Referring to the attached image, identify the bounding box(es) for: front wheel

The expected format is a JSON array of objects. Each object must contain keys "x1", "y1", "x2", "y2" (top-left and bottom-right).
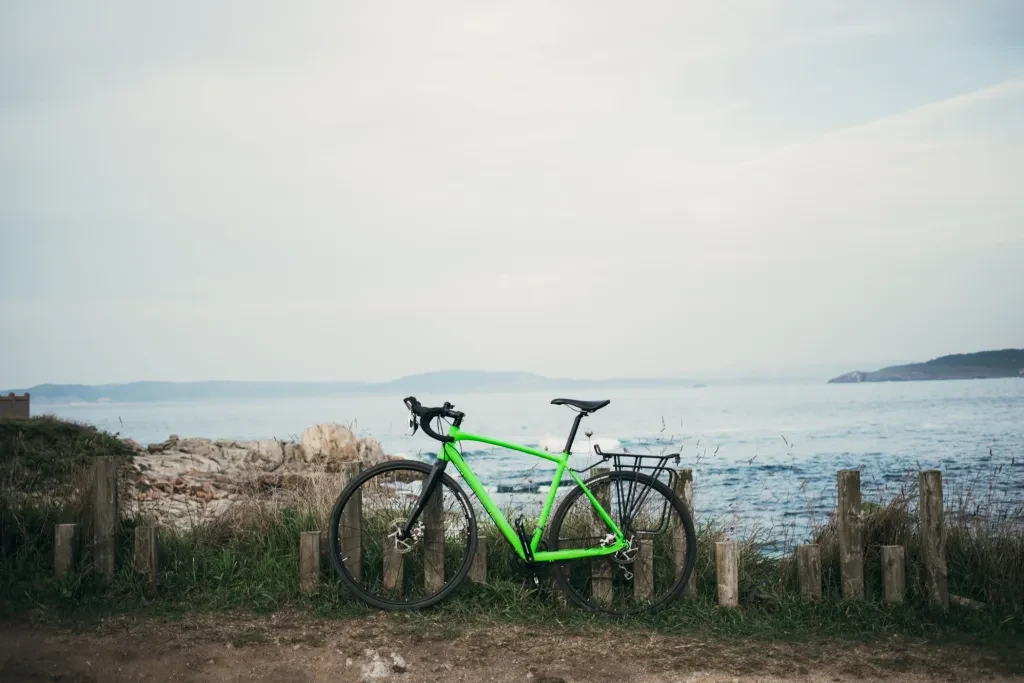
[
  {"x1": 328, "y1": 459, "x2": 477, "y2": 610},
  {"x1": 547, "y1": 470, "x2": 696, "y2": 616}
]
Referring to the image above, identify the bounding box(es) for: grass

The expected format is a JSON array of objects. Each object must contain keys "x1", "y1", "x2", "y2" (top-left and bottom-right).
[{"x1": 1, "y1": 416, "x2": 1022, "y2": 647}]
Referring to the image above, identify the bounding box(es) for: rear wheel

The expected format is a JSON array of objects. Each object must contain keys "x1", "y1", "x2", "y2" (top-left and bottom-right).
[
  {"x1": 328, "y1": 460, "x2": 477, "y2": 610},
  {"x1": 547, "y1": 470, "x2": 696, "y2": 616}
]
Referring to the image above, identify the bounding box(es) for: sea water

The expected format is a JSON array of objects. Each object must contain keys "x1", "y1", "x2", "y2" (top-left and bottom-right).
[{"x1": 40, "y1": 378, "x2": 1023, "y2": 544}]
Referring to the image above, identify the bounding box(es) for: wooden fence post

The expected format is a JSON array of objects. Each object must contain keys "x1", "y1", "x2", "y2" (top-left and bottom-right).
[
  {"x1": 795, "y1": 544, "x2": 822, "y2": 601},
  {"x1": 423, "y1": 485, "x2": 445, "y2": 592},
  {"x1": 470, "y1": 534, "x2": 487, "y2": 583},
  {"x1": 339, "y1": 462, "x2": 363, "y2": 581},
  {"x1": 881, "y1": 545, "x2": 905, "y2": 604},
  {"x1": 591, "y1": 467, "x2": 613, "y2": 605},
  {"x1": 382, "y1": 544, "x2": 404, "y2": 593},
  {"x1": 634, "y1": 538, "x2": 654, "y2": 600},
  {"x1": 54, "y1": 523, "x2": 79, "y2": 579},
  {"x1": 837, "y1": 470, "x2": 864, "y2": 600},
  {"x1": 919, "y1": 471, "x2": 948, "y2": 610},
  {"x1": 133, "y1": 526, "x2": 158, "y2": 581},
  {"x1": 674, "y1": 468, "x2": 697, "y2": 597},
  {"x1": 715, "y1": 541, "x2": 738, "y2": 607},
  {"x1": 299, "y1": 531, "x2": 320, "y2": 593},
  {"x1": 94, "y1": 456, "x2": 118, "y2": 578}
]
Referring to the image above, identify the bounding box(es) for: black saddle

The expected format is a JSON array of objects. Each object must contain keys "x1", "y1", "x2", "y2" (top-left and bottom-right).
[{"x1": 551, "y1": 398, "x2": 610, "y2": 413}]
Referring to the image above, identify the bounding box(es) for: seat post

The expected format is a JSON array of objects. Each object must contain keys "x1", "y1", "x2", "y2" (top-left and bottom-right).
[{"x1": 563, "y1": 411, "x2": 588, "y2": 454}]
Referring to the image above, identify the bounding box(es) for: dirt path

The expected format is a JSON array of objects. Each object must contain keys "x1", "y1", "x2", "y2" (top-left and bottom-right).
[{"x1": 0, "y1": 612, "x2": 1020, "y2": 683}]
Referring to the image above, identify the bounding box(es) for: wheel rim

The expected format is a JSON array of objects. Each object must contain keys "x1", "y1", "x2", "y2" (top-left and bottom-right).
[
  {"x1": 330, "y1": 462, "x2": 475, "y2": 608},
  {"x1": 550, "y1": 473, "x2": 694, "y2": 616}
]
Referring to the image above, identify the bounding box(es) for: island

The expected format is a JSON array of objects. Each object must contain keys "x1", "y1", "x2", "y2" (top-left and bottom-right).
[{"x1": 828, "y1": 349, "x2": 1024, "y2": 384}]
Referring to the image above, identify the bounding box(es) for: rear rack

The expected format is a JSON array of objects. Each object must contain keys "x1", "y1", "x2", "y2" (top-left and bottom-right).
[
  {"x1": 577, "y1": 445, "x2": 683, "y2": 536},
  {"x1": 580, "y1": 444, "x2": 681, "y2": 489}
]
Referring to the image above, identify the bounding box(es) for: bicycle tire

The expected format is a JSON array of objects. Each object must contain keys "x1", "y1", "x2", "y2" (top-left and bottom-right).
[
  {"x1": 328, "y1": 459, "x2": 477, "y2": 610},
  {"x1": 547, "y1": 470, "x2": 697, "y2": 617}
]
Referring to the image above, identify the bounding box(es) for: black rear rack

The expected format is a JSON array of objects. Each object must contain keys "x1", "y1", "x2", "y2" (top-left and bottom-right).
[
  {"x1": 583, "y1": 444, "x2": 681, "y2": 489},
  {"x1": 577, "y1": 445, "x2": 683, "y2": 536}
]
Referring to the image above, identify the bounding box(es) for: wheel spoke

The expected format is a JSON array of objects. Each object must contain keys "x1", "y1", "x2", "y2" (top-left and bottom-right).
[
  {"x1": 550, "y1": 472, "x2": 696, "y2": 616},
  {"x1": 329, "y1": 462, "x2": 476, "y2": 609}
]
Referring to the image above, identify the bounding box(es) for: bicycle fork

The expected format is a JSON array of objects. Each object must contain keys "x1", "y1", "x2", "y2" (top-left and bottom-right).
[{"x1": 398, "y1": 458, "x2": 448, "y2": 541}]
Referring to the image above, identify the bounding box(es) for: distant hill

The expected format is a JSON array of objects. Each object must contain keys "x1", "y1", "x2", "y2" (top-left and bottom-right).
[
  {"x1": 6, "y1": 371, "x2": 699, "y2": 404},
  {"x1": 828, "y1": 349, "x2": 1024, "y2": 384}
]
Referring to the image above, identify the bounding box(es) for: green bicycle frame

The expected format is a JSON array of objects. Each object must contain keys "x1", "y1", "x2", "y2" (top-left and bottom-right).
[{"x1": 438, "y1": 424, "x2": 627, "y2": 563}]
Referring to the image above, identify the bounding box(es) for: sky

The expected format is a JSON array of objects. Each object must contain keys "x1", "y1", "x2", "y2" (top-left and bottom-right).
[{"x1": 1, "y1": 1, "x2": 1022, "y2": 386}]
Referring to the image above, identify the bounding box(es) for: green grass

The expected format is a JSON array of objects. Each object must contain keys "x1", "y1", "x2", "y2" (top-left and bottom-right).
[{"x1": 2, "y1": 416, "x2": 1022, "y2": 645}]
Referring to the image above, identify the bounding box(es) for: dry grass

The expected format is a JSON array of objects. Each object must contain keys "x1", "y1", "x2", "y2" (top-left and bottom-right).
[{"x1": 2, "y1": 417, "x2": 1022, "y2": 642}]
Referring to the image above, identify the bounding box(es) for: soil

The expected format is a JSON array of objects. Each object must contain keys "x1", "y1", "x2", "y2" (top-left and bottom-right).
[{"x1": 0, "y1": 611, "x2": 1020, "y2": 683}]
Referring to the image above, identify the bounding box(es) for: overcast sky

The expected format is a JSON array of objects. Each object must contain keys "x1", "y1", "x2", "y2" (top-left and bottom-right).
[{"x1": 1, "y1": 1, "x2": 1022, "y2": 386}]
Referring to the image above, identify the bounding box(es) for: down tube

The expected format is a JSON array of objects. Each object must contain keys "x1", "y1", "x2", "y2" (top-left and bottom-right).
[{"x1": 442, "y1": 443, "x2": 528, "y2": 560}]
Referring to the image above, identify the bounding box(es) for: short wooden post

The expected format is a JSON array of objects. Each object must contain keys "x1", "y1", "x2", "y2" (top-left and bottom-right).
[
  {"x1": 382, "y1": 543, "x2": 404, "y2": 593},
  {"x1": 715, "y1": 541, "x2": 738, "y2": 607},
  {"x1": 591, "y1": 467, "x2": 613, "y2": 605},
  {"x1": 881, "y1": 545, "x2": 905, "y2": 604},
  {"x1": 919, "y1": 471, "x2": 948, "y2": 610},
  {"x1": 795, "y1": 544, "x2": 822, "y2": 601},
  {"x1": 423, "y1": 485, "x2": 445, "y2": 592},
  {"x1": 634, "y1": 538, "x2": 654, "y2": 600},
  {"x1": 674, "y1": 468, "x2": 697, "y2": 597},
  {"x1": 299, "y1": 531, "x2": 320, "y2": 592},
  {"x1": 94, "y1": 456, "x2": 118, "y2": 578},
  {"x1": 133, "y1": 526, "x2": 158, "y2": 581},
  {"x1": 54, "y1": 523, "x2": 79, "y2": 579},
  {"x1": 837, "y1": 470, "x2": 864, "y2": 600},
  {"x1": 470, "y1": 534, "x2": 487, "y2": 583},
  {"x1": 339, "y1": 462, "x2": 363, "y2": 581}
]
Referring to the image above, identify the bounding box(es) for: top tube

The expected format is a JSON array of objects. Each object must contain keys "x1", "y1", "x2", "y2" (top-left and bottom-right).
[{"x1": 448, "y1": 426, "x2": 566, "y2": 465}]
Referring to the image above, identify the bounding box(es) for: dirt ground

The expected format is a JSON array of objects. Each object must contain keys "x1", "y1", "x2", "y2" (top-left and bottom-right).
[{"x1": 0, "y1": 611, "x2": 1021, "y2": 683}]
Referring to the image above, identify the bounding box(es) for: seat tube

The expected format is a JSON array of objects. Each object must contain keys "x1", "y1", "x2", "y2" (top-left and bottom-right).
[{"x1": 530, "y1": 457, "x2": 567, "y2": 553}]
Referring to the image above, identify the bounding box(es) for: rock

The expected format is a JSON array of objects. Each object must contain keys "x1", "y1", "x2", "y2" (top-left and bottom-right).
[
  {"x1": 120, "y1": 437, "x2": 144, "y2": 452},
  {"x1": 357, "y1": 438, "x2": 385, "y2": 462},
  {"x1": 301, "y1": 424, "x2": 358, "y2": 463},
  {"x1": 127, "y1": 423, "x2": 392, "y2": 528}
]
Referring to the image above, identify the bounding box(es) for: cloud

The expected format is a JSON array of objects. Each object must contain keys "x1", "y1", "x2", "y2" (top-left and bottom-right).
[{"x1": 1, "y1": 1, "x2": 1022, "y2": 385}]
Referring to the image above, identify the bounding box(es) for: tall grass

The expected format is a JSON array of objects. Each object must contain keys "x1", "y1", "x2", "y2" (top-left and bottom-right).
[{"x1": 1, "y1": 417, "x2": 1022, "y2": 640}]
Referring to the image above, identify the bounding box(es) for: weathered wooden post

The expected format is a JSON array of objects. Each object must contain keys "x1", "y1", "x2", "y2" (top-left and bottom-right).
[
  {"x1": 94, "y1": 456, "x2": 118, "y2": 578},
  {"x1": 795, "y1": 544, "x2": 822, "y2": 601},
  {"x1": 423, "y1": 485, "x2": 445, "y2": 592},
  {"x1": 634, "y1": 538, "x2": 654, "y2": 600},
  {"x1": 837, "y1": 470, "x2": 864, "y2": 600},
  {"x1": 715, "y1": 541, "x2": 738, "y2": 607},
  {"x1": 591, "y1": 467, "x2": 613, "y2": 605},
  {"x1": 674, "y1": 468, "x2": 697, "y2": 597},
  {"x1": 133, "y1": 526, "x2": 158, "y2": 582},
  {"x1": 881, "y1": 545, "x2": 905, "y2": 604},
  {"x1": 470, "y1": 534, "x2": 487, "y2": 583},
  {"x1": 382, "y1": 544, "x2": 404, "y2": 593},
  {"x1": 339, "y1": 462, "x2": 363, "y2": 581},
  {"x1": 54, "y1": 523, "x2": 79, "y2": 579},
  {"x1": 919, "y1": 470, "x2": 948, "y2": 610},
  {"x1": 299, "y1": 531, "x2": 320, "y2": 592}
]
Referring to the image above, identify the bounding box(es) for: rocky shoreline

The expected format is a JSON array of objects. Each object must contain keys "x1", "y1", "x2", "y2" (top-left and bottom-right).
[{"x1": 124, "y1": 424, "x2": 391, "y2": 527}]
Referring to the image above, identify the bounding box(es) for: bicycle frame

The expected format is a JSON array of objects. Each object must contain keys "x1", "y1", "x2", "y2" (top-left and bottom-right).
[{"x1": 438, "y1": 424, "x2": 627, "y2": 563}]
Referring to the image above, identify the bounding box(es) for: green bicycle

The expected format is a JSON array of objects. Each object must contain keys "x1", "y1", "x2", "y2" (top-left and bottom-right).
[{"x1": 328, "y1": 396, "x2": 697, "y2": 616}]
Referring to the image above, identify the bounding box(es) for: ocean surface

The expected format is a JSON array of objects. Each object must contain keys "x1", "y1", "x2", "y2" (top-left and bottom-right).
[{"x1": 39, "y1": 379, "x2": 1023, "y2": 545}]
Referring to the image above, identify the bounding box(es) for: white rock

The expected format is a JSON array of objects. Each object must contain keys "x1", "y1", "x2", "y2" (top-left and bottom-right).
[{"x1": 300, "y1": 424, "x2": 358, "y2": 463}]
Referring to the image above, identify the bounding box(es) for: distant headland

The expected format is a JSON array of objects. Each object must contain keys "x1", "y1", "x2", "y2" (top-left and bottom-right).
[
  {"x1": 828, "y1": 349, "x2": 1024, "y2": 384},
  {"x1": 3, "y1": 370, "x2": 703, "y2": 404}
]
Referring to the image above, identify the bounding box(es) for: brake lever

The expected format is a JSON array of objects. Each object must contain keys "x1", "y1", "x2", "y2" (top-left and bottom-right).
[{"x1": 407, "y1": 410, "x2": 419, "y2": 436}]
